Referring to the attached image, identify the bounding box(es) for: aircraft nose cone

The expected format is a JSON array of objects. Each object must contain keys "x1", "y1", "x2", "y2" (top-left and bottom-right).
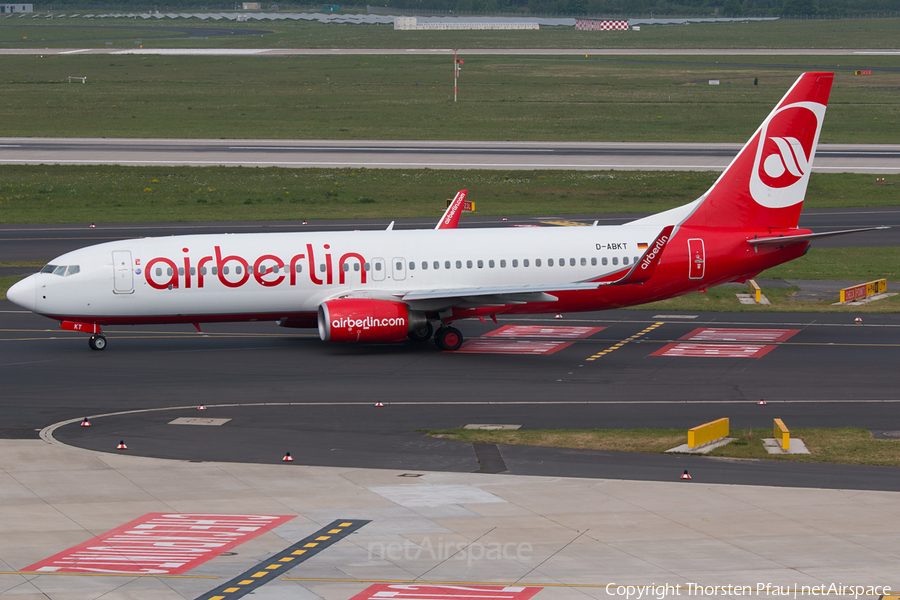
[{"x1": 6, "y1": 275, "x2": 36, "y2": 312}]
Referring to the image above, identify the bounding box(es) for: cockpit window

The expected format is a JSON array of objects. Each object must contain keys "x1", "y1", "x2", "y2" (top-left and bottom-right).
[{"x1": 42, "y1": 264, "x2": 80, "y2": 276}]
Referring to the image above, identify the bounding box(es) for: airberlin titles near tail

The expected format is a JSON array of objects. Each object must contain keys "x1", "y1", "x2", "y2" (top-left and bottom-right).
[{"x1": 6, "y1": 72, "x2": 881, "y2": 351}]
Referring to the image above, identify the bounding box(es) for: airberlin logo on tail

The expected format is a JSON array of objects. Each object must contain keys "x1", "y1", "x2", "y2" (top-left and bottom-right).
[{"x1": 749, "y1": 101, "x2": 825, "y2": 209}]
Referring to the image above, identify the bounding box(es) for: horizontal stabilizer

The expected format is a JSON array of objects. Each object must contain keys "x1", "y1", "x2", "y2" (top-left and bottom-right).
[{"x1": 747, "y1": 226, "x2": 889, "y2": 247}]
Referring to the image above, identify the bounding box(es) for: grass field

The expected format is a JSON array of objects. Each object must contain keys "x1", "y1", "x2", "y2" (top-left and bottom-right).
[
  {"x1": 1, "y1": 167, "x2": 897, "y2": 224},
  {"x1": 427, "y1": 426, "x2": 900, "y2": 467},
  {"x1": 1, "y1": 53, "x2": 898, "y2": 141},
  {"x1": 3, "y1": 17, "x2": 900, "y2": 50}
]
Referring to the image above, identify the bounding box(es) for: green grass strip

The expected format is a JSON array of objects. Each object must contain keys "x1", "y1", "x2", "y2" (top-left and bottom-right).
[{"x1": 427, "y1": 426, "x2": 900, "y2": 467}]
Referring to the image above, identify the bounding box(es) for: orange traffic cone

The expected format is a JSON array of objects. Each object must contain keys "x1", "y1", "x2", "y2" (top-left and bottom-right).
[
  {"x1": 198, "y1": 405, "x2": 207, "y2": 410},
  {"x1": 681, "y1": 469, "x2": 691, "y2": 480},
  {"x1": 80, "y1": 418, "x2": 91, "y2": 427},
  {"x1": 758, "y1": 400, "x2": 767, "y2": 405},
  {"x1": 283, "y1": 452, "x2": 294, "y2": 462},
  {"x1": 117, "y1": 440, "x2": 127, "y2": 449},
  {"x1": 854, "y1": 317, "x2": 863, "y2": 324},
  {"x1": 375, "y1": 402, "x2": 384, "y2": 407},
  {"x1": 555, "y1": 314, "x2": 563, "y2": 319}
]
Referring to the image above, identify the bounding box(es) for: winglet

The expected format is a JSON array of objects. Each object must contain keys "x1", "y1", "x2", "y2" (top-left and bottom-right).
[
  {"x1": 435, "y1": 190, "x2": 468, "y2": 230},
  {"x1": 601, "y1": 225, "x2": 674, "y2": 286}
]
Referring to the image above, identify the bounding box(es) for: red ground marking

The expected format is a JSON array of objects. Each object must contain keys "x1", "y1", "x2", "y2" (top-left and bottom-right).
[
  {"x1": 678, "y1": 328, "x2": 800, "y2": 343},
  {"x1": 651, "y1": 343, "x2": 778, "y2": 358},
  {"x1": 22, "y1": 513, "x2": 295, "y2": 575},
  {"x1": 348, "y1": 583, "x2": 543, "y2": 600},
  {"x1": 483, "y1": 325, "x2": 605, "y2": 339},
  {"x1": 455, "y1": 340, "x2": 575, "y2": 355}
]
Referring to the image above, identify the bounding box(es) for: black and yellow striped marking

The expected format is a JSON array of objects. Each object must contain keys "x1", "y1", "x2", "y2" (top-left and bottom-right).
[
  {"x1": 195, "y1": 519, "x2": 369, "y2": 600},
  {"x1": 585, "y1": 322, "x2": 664, "y2": 361}
]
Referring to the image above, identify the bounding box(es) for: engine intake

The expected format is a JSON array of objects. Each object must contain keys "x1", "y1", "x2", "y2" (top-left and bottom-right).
[{"x1": 318, "y1": 298, "x2": 427, "y2": 343}]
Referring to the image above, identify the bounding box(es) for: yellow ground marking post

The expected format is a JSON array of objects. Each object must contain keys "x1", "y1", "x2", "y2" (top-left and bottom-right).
[
  {"x1": 687, "y1": 418, "x2": 730, "y2": 449},
  {"x1": 774, "y1": 418, "x2": 790, "y2": 450},
  {"x1": 586, "y1": 322, "x2": 663, "y2": 361}
]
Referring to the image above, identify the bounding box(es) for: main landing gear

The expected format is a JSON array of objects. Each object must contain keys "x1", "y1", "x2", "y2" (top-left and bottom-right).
[
  {"x1": 407, "y1": 321, "x2": 434, "y2": 342},
  {"x1": 88, "y1": 334, "x2": 107, "y2": 351},
  {"x1": 434, "y1": 326, "x2": 463, "y2": 351}
]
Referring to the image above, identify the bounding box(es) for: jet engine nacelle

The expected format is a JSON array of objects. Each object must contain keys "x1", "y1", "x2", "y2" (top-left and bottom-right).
[{"x1": 318, "y1": 298, "x2": 427, "y2": 343}]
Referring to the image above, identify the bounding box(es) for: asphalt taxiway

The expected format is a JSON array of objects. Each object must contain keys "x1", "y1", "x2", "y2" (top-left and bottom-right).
[
  {"x1": 3, "y1": 215, "x2": 900, "y2": 598},
  {"x1": 2, "y1": 138, "x2": 899, "y2": 173}
]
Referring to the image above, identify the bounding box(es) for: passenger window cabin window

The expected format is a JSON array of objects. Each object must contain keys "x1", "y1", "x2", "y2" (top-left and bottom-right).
[
  {"x1": 212, "y1": 267, "x2": 219, "y2": 275},
  {"x1": 477, "y1": 260, "x2": 483, "y2": 268},
  {"x1": 156, "y1": 268, "x2": 162, "y2": 276},
  {"x1": 273, "y1": 266, "x2": 280, "y2": 274},
  {"x1": 602, "y1": 258, "x2": 608, "y2": 266},
  {"x1": 623, "y1": 257, "x2": 629, "y2": 265},
  {"x1": 354, "y1": 263, "x2": 360, "y2": 272},
  {"x1": 612, "y1": 257, "x2": 618, "y2": 265},
  {"x1": 408, "y1": 262, "x2": 415, "y2": 270},
  {"x1": 456, "y1": 261, "x2": 462, "y2": 269},
  {"x1": 512, "y1": 259, "x2": 518, "y2": 267},
  {"x1": 446, "y1": 261, "x2": 452, "y2": 269},
  {"x1": 422, "y1": 261, "x2": 427, "y2": 270},
  {"x1": 580, "y1": 258, "x2": 586, "y2": 266},
  {"x1": 201, "y1": 267, "x2": 208, "y2": 275},
  {"x1": 320, "y1": 264, "x2": 327, "y2": 272},
  {"x1": 559, "y1": 258, "x2": 565, "y2": 266},
  {"x1": 634, "y1": 256, "x2": 639, "y2": 263},
  {"x1": 466, "y1": 260, "x2": 473, "y2": 269},
  {"x1": 247, "y1": 265, "x2": 253, "y2": 274},
  {"x1": 178, "y1": 267, "x2": 184, "y2": 276},
  {"x1": 235, "y1": 266, "x2": 242, "y2": 275},
  {"x1": 500, "y1": 260, "x2": 506, "y2": 268},
  {"x1": 548, "y1": 259, "x2": 554, "y2": 267},
  {"x1": 295, "y1": 264, "x2": 302, "y2": 273},
  {"x1": 434, "y1": 261, "x2": 440, "y2": 270},
  {"x1": 342, "y1": 263, "x2": 350, "y2": 272},
  {"x1": 167, "y1": 268, "x2": 174, "y2": 276},
  {"x1": 375, "y1": 262, "x2": 382, "y2": 271},
  {"x1": 591, "y1": 257, "x2": 597, "y2": 266},
  {"x1": 489, "y1": 260, "x2": 495, "y2": 268},
  {"x1": 570, "y1": 258, "x2": 576, "y2": 266},
  {"x1": 364, "y1": 262, "x2": 370, "y2": 271},
  {"x1": 223, "y1": 266, "x2": 229, "y2": 275},
  {"x1": 189, "y1": 267, "x2": 196, "y2": 276},
  {"x1": 41, "y1": 265, "x2": 57, "y2": 274}
]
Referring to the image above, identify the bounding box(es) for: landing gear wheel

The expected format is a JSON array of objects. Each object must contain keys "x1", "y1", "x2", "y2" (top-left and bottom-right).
[
  {"x1": 434, "y1": 326, "x2": 463, "y2": 351},
  {"x1": 408, "y1": 321, "x2": 434, "y2": 342},
  {"x1": 88, "y1": 335, "x2": 107, "y2": 351}
]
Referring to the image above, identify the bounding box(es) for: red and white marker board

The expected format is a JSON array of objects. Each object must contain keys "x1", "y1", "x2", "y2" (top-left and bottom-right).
[
  {"x1": 483, "y1": 325, "x2": 605, "y2": 339},
  {"x1": 456, "y1": 340, "x2": 575, "y2": 355},
  {"x1": 23, "y1": 513, "x2": 295, "y2": 575},
  {"x1": 349, "y1": 583, "x2": 543, "y2": 600},
  {"x1": 679, "y1": 328, "x2": 799, "y2": 343},
  {"x1": 651, "y1": 343, "x2": 777, "y2": 358}
]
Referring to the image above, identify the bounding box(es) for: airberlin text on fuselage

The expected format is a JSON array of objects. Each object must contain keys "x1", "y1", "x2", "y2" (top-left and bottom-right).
[{"x1": 143, "y1": 244, "x2": 367, "y2": 290}]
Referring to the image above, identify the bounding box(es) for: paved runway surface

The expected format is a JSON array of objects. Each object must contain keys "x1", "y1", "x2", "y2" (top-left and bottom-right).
[{"x1": 2, "y1": 138, "x2": 899, "y2": 173}]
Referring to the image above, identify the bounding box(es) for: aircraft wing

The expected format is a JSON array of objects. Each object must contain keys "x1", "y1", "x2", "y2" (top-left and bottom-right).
[{"x1": 435, "y1": 190, "x2": 468, "y2": 229}]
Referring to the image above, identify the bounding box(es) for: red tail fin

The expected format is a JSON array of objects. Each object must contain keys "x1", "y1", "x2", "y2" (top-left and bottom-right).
[
  {"x1": 684, "y1": 72, "x2": 833, "y2": 230},
  {"x1": 435, "y1": 190, "x2": 468, "y2": 230}
]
